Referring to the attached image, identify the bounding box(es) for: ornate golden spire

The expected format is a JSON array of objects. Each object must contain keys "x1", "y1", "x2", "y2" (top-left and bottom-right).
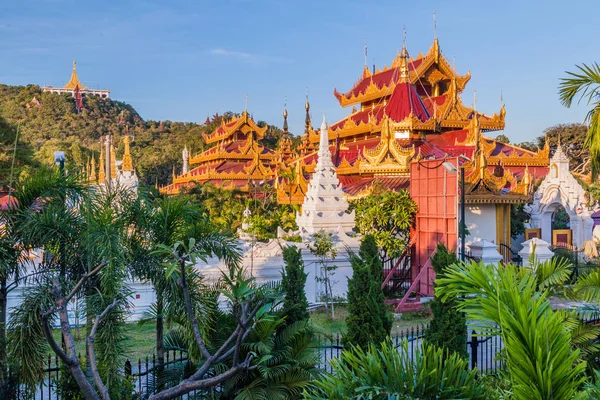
[
  {"x1": 121, "y1": 136, "x2": 133, "y2": 172},
  {"x1": 399, "y1": 26, "x2": 409, "y2": 81},
  {"x1": 90, "y1": 155, "x2": 97, "y2": 181},
  {"x1": 64, "y1": 60, "x2": 85, "y2": 90},
  {"x1": 98, "y1": 148, "x2": 105, "y2": 183},
  {"x1": 110, "y1": 144, "x2": 117, "y2": 178}
]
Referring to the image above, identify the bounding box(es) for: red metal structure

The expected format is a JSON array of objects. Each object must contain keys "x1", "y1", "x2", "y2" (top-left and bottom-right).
[{"x1": 392, "y1": 157, "x2": 458, "y2": 312}]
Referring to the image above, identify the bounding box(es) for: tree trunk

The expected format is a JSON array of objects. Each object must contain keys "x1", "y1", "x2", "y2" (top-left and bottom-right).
[
  {"x1": 0, "y1": 278, "x2": 7, "y2": 385},
  {"x1": 156, "y1": 295, "x2": 165, "y2": 377},
  {"x1": 85, "y1": 288, "x2": 93, "y2": 378}
]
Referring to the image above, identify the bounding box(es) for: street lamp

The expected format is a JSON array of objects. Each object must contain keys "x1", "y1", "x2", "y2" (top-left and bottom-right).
[{"x1": 441, "y1": 158, "x2": 468, "y2": 262}]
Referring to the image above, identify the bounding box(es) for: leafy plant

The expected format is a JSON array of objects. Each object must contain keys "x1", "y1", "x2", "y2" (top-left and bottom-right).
[
  {"x1": 344, "y1": 235, "x2": 391, "y2": 349},
  {"x1": 304, "y1": 341, "x2": 489, "y2": 399},
  {"x1": 424, "y1": 244, "x2": 467, "y2": 358},
  {"x1": 280, "y1": 246, "x2": 309, "y2": 328},
  {"x1": 307, "y1": 231, "x2": 338, "y2": 319}
]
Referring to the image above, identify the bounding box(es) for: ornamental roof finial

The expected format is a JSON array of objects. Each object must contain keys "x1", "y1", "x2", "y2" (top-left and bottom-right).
[
  {"x1": 121, "y1": 135, "x2": 134, "y2": 172},
  {"x1": 433, "y1": 10, "x2": 437, "y2": 40},
  {"x1": 364, "y1": 38, "x2": 368, "y2": 67},
  {"x1": 305, "y1": 88, "x2": 311, "y2": 131},
  {"x1": 283, "y1": 98, "x2": 288, "y2": 133},
  {"x1": 319, "y1": 115, "x2": 329, "y2": 153}
]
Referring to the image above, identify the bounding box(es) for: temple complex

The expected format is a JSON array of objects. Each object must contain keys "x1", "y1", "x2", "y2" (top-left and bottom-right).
[
  {"x1": 43, "y1": 61, "x2": 110, "y2": 99},
  {"x1": 161, "y1": 110, "x2": 284, "y2": 194}
]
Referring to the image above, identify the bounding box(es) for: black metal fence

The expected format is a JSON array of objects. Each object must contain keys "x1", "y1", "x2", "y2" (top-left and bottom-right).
[
  {"x1": 22, "y1": 325, "x2": 504, "y2": 399},
  {"x1": 315, "y1": 324, "x2": 504, "y2": 375}
]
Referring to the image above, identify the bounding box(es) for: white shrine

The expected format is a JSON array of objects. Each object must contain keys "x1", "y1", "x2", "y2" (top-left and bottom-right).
[
  {"x1": 296, "y1": 117, "x2": 356, "y2": 235},
  {"x1": 193, "y1": 116, "x2": 359, "y2": 304},
  {"x1": 525, "y1": 142, "x2": 596, "y2": 249}
]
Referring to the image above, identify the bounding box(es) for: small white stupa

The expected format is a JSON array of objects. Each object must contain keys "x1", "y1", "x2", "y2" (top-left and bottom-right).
[{"x1": 296, "y1": 116, "x2": 355, "y2": 234}]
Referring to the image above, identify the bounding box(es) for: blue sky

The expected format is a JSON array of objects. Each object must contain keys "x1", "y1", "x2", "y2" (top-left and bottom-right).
[{"x1": 0, "y1": 0, "x2": 596, "y2": 142}]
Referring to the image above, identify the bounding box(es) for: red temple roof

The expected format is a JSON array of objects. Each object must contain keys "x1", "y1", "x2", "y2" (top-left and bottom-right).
[{"x1": 384, "y1": 81, "x2": 430, "y2": 123}]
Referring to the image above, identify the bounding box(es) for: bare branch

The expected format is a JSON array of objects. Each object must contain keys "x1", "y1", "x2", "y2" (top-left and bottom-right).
[
  {"x1": 178, "y1": 259, "x2": 212, "y2": 359},
  {"x1": 65, "y1": 262, "x2": 107, "y2": 303},
  {"x1": 149, "y1": 364, "x2": 247, "y2": 400},
  {"x1": 87, "y1": 299, "x2": 119, "y2": 400},
  {"x1": 40, "y1": 315, "x2": 72, "y2": 366}
]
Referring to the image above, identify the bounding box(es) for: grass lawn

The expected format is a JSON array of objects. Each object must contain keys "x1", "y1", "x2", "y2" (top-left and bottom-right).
[
  {"x1": 309, "y1": 304, "x2": 431, "y2": 336},
  {"x1": 48, "y1": 306, "x2": 431, "y2": 362}
]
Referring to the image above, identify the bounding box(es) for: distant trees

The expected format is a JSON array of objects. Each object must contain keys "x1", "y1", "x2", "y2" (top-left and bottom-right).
[
  {"x1": 494, "y1": 134, "x2": 510, "y2": 144},
  {"x1": 344, "y1": 235, "x2": 391, "y2": 349},
  {"x1": 559, "y1": 62, "x2": 600, "y2": 180}
]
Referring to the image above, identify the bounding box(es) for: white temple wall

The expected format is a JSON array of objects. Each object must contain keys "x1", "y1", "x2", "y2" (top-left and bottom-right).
[{"x1": 464, "y1": 204, "x2": 497, "y2": 247}]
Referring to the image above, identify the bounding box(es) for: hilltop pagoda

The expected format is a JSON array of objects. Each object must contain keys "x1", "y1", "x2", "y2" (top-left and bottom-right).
[
  {"x1": 43, "y1": 61, "x2": 110, "y2": 99},
  {"x1": 161, "y1": 111, "x2": 280, "y2": 194}
]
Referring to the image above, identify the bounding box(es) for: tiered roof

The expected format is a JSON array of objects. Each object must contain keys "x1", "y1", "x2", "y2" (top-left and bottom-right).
[
  {"x1": 161, "y1": 111, "x2": 278, "y2": 194},
  {"x1": 276, "y1": 36, "x2": 548, "y2": 205}
]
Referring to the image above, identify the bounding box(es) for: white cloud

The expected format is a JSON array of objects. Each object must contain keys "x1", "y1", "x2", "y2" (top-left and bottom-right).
[{"x1": 209, "y1": 48, "x2": 293, "y2": 65}]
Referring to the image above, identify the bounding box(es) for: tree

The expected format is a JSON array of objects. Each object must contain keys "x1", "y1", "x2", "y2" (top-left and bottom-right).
[
  {"x1": 559, "y1": 62, "x2": 600, "y2": 180},
  {"x1": 344, "y1": 235, "x2": 391, "y2": 349},
  {"x1": 280, "y1": 245, "x2": 309, "y2": 327},
  {"x1": 351, "y1": 190, "x2": 417, "y2": 265},
  {"x1": 538, "y1": 123, "x2": 589, "y2": 174},
  {"x1": 424, "y1": 244, "x2": 467, "y2": 358},
  {"x1": 128, "y1": 194, "x2": 203, "y2": 375},
  {"x1": 436, "y1": 261, "x2": 587, "y2": 399},
  {"x1": 304, "y1": 341, "x2": 489, "y2": 399},
  {"x1": 307, "y1": 231, "x2": 338, "y2": 319},
  {"x1": 494, "y1": 134, "x2": 510, "y2": 144}
]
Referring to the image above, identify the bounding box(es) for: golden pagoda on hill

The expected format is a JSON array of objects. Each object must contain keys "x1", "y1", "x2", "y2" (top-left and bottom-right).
[{"x1": 43, "y1": 61, "x2": 110, "y2": 99}]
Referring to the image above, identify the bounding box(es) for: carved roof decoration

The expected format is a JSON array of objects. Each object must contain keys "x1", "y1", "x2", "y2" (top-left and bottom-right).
[
  {"x1": 333, "y1": 38, "x2": 470, "y2": 108},
  {"x1": 202, "y1": 111, "x2": 268, "y2": 144}
]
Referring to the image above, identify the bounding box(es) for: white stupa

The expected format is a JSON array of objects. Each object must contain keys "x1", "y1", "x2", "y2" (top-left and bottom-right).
[{"x1": 296, "y1": 116, "x2": 355, "y2": 234}]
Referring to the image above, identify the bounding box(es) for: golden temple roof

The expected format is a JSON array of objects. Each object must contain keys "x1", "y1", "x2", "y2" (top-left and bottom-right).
[{"x1": 64, "y1": 61, "x2": 87, "y2": 90}]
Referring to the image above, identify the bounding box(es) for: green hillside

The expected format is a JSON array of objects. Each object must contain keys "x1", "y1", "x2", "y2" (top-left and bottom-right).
[{"x1": 0, "y1": 84, "x2": 288, "y2": 189}]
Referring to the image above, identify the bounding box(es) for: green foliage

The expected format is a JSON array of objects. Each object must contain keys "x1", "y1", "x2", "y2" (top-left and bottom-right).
[
  {"x1": 344, "y1": 235, "x2": 391, "y2": 349},
  {"x1": 351, "y1": 190, "x2": 417, "y2": 261},
  {"x1": 280, "y1": 246, "x2": 309, "y2": 328},
  {"x1": 510, "y1": 203, "x2": 528, "y2": 239},
  {"x1": 304, "y1": 341, "x2": 489, "y2": 399},
  {"x1": 307, "y1": 231, "x2": 338, "y2": 318},
  {"x1": 424, "y1": 244, "x2": 467, "y2": 358},
  {"x1": 436, "y1": 261, "x2": 587, "y2": 400},
  {"x1": 559, "y1": 62, "x2": 600, "y2": 180},
  {"x1": 222, "y1": 320, "x2": 318, "y2": 400},
  {"x1": 495, "y1": 134, "x2": 510, "y2": 144}
]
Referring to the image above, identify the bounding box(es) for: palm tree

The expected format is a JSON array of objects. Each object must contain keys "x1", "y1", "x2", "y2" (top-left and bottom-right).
[
  {"x1": 128, "y1": 194, "x2": 202, "y2": 375},
  {"x1": 559, "y1": 62, "x2": 600, "y2": 179}
]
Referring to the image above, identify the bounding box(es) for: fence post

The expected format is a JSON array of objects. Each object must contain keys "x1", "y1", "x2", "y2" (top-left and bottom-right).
[
  {"x1": 124, "y1": 360, "x2": 132, "y2": 377},
  {"x1": 470, "y1": 330, "x2": 478, "y2": 370}
]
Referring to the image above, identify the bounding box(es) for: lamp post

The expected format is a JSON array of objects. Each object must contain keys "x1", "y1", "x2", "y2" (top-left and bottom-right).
[{"x1": 442, "y1": 157, "x2": 468, "y2": 262}]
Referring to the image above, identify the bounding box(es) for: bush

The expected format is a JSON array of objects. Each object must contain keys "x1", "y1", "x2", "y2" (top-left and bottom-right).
[
  {"x1": 280, "y1": 245, "x2": 309, "y2": 327},
  {"x1": 424, "y1": 244, "x2": 467, "y2": 358},
  {"x1": 343, "y1": 235, "x2": 391, "y2": 348}
]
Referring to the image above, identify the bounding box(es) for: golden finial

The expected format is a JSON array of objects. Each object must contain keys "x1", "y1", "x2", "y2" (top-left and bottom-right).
[
  {"x1": 364, "y1": 38, "x2": 368, "y2": 67},
  {"x1": 98, "y1": 147, "x2": 105, "y2": 183},
  {"x1": 473, "y1": 89, "x2": 477, "y2": 112},
  {"x1": 433, "y1": 10, "x2": 437, "y2": 39},
  {"x1": 90, "y1": 155, "x2": 97, "y2": 181},
  {"x1": 122, "y1": 135, "x2": 133, "y2": 172},
  {"x1": 110, "y1": 144, "x2": 117, "y2": 179},
  {"x1": 244, "y1": 94, "x2": 248, "y2": 112}
]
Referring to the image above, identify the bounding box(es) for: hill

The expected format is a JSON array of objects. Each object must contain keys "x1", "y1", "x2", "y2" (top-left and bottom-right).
[{"x1": 0, "y1": 84, "x2": 288, "y2": 188}]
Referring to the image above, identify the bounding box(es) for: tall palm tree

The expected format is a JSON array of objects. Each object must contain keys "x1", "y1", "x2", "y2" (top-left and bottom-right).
[
  {"x1": 128, "y1": 194, "x2": 204, "y2": 375},
  {"x1": 559, "y1": 62, "x2": 600, "y2": 179}
]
